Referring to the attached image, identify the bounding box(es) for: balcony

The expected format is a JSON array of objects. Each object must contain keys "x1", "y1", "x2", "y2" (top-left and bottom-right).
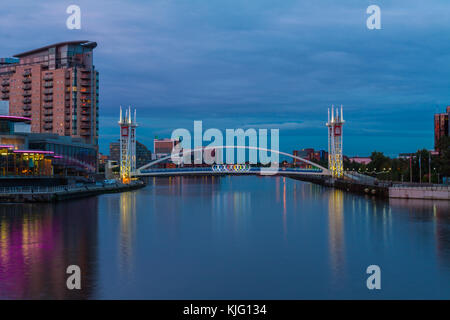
[
  {"x1": 22, "y1": 91, "x2": 31, "y2": 97},
  {"x1": 22, "y1": 105, "x2": 31, "y2": 111},
  {"x1": 80, "y1": 124, "x2": 90, "y2": 129},
  {"x1": 43, "y1": 82, "x2": 53, "y2": 88},
  {"x1": 44, "y1": 117, "x2": 53, "y2": 123},
  {"x1": 23, "y1": 112, "x2": 32, "y2": 117},
  {"x1": 22, "y1": 71, "x2": 31, "y2": 77},
  {"x1": 64, "y1": 101, "x2": 70, "y2": 108},
  {"x1": 23, "y1": 78, "x2": 32, "y2": 84},
  {"x1": 23, "y1": 84, "x2": 32, "y2": 90},
  {"x1": 43, "y1": 104, "x2": 53, "y2": 109},
  {"x1": 1, "y1": 80, "x2": 9, "y2": 86},
  {"x1": 65, "y1": 124, "x2": 70, "y2": 130},
  {"x1": 1, "y1": 94, "x2": 9, "y2": 99},
  {"x1": 44, "y1": 123, "x2": 53, "y2": 130},
  {"x1": 81, "y1": 117, "x2": 90, "y2": 122},
  {"x1": 80, "y1": 130, "x2": 90, "y2": 136},
  {"x1": 43, "y1": 96, "x2": 53, "y2": 102},
  {"x1": 65, "y1": 73, "x2": 71, "y2": 79},
  {"x1": 1, "y1": 88, "x2": 9, "y2": 93},
  {"x1": 44, "y1": 111, "x2": 53, "y2": 117},
  {"x1": 23, "y1": 98, "x2": 32, "y2": 104},
  {"x1": 44, "y1": 89, "x2": 53, "y2": 95},
  {"x1": 43, "y1": 75, "x2": 53, "y2": 81},
  {"x1": 80, "y1": 81, "x2": 90, "y2": 87}
]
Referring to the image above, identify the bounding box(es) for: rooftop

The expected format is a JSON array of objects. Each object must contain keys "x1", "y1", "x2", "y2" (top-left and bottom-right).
[{"x1": 14, "y1": 40, "x2": 97, "y2": 58}]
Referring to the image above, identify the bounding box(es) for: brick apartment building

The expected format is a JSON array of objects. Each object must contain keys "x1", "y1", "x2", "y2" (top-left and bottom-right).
[
  {"x1": 0, "y1": 41, "x2": 99, "y2": 145},
  {"x1": 434, "y1": 106, "x2": 450, "y2": 152}
]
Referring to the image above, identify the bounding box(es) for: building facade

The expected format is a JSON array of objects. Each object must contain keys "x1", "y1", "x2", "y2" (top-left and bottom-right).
[
  {"x1": 153, "y1": 138, "x2": 179, "y2": 159},
  {"x1": 109, "y1": 140, "x2": 152, "y2": 168},
  {"x1": 434, "y1": 106, "x2": 450, "y2": 152},
  {"x1": 0, "y1": 113, "x2": 96, "y2": 176},
  {"x1": 0, "y1": 41, "x2": 99, "y2": 145}
]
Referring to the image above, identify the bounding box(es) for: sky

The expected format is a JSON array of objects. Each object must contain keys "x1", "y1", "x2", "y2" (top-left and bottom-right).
[{"x1": 1, "y1": 0, "x2": 450, "y2": 157}]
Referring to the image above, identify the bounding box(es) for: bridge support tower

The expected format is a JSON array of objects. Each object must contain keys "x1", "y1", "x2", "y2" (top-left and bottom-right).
[
  {"x1": 118, "y1": 106, "x2": 137, "y2": 183},
  {"x1": 326, "y1": 105, "x2": 345, "y2": 178}
]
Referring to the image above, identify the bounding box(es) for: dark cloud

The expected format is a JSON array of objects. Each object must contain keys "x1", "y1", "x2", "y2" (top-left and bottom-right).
[{"x1": 1, "y1": 0, "x2": 449, "y2": 156}]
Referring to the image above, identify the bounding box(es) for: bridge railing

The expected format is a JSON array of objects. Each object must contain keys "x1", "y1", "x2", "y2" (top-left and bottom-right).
[{"x1": 137, "y1": 167, "x2": 324, "y2": 174}]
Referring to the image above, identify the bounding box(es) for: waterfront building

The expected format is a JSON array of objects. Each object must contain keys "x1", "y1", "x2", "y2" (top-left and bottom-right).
[
  {"x1": 0, "y1": 111, "x2": 96, "y2": 176},
  {"x1": 0, "y1": 41, "x2": 99, "y2": 145},
  {"x1": 434, "y1": 106, "x2": 450, "y2": 152}
]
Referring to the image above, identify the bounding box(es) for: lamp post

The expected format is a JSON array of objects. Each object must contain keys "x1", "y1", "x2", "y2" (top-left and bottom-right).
[{"x1": 428, "y1": 152, "x2": 431, "y2": 184}]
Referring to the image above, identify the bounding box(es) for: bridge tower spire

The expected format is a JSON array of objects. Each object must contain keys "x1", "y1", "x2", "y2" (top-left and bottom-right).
[
  {"x1": 326, "y1": 105, "x2": 345, "y2": 178},
  {"x1": 118, "y1": 106, "x2": 138, "y2": 183}
]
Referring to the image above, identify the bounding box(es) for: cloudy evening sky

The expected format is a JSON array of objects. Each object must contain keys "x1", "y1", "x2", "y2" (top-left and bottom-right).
[{"x1": 1, "y1": 0, "x2": 450, "y2": 156}]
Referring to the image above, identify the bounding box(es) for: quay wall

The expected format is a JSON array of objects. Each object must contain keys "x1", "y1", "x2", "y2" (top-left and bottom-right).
[
  {"x1": 389, "y1": 186, "x2": 450, "y2": 200},
  {"x1": 0, "y1": 181, "x2": 145, "y2": 203}
]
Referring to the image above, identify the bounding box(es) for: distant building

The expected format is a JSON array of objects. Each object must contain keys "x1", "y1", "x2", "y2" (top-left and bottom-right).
[
  {"x1": 349, "y1": 156, "x2": 372, "y2": 165},
  {"x1": 109, "y1": 141, "x2": 120, "y2": 161},
  {"x1": 109, "y1": 140, "x2": 152, "y2": 168},
  {"x1": 434, "y1": 106, "x2": 450, "y2": 152},
  {"x1": 136, "y1": 141, "x2": 152, "y2": 168},
  {"x1": 398, "y1": 150, "x2": 438, "y2": 159},
  {"x1": 154, "y1": 138, "x2": 180, "y2": 159},
  {"x1": 0, "y1": 41, "x2": 99, "y2": 145},
  {"x1": 293, "y1": 148, "x2": 327, "y2": 165}
]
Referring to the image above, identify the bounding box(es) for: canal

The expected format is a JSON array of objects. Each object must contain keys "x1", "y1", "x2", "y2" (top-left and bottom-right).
[{"x1": 0, "y1": 176, "x2": 449, "y2": 299}]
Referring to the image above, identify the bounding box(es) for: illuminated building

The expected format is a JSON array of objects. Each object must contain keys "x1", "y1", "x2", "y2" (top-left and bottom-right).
[{"x1": 0, "y1": 111, "x2": 96, "y2": 176}]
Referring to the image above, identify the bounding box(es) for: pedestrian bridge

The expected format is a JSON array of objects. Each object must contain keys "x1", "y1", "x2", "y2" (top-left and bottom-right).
[
  {"x1": 133, "y1": 165, "x2": 327, "y2": 177},
  {"x1": 132, "y1": 146, "x2": 331, "y2": 178}
]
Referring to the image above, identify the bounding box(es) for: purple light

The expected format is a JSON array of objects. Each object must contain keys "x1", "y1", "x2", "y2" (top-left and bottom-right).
[
  {"x1": 0, "y1": 115, "x2": 32, "y2": 122},
  {"x1": 0, "y1": 145, "x2": 14, "y2": 148},
  {"x1": 13, "y1": 150, "x2": 54, "y2": 154}
]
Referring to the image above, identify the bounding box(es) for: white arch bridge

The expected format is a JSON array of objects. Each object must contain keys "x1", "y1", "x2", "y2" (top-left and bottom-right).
[{"x1": 132, "y1": 146, "x2": 331, "y2": 178}]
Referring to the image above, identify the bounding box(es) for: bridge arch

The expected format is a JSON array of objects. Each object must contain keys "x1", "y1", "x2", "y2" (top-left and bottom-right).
[{"x1": 135, "y1": 145, "x2": 330, "y2": 175}]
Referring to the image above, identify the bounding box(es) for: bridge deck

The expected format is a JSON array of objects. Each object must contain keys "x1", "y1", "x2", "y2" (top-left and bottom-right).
[{"x1": 133, "y1": 167, "x2": 328, "y2": 177}]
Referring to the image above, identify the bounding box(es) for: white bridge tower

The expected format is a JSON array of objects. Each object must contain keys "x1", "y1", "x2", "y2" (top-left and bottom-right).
[
  {"x1": 119, "y1": 106, "x2": 137, "y2": 183},
  {"x1": 326, "y1": 105, "x2": 345, "y2": 178}
]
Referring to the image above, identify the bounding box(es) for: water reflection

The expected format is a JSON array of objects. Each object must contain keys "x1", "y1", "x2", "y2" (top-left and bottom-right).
[
  {"x1": 0, "y1": 199, "x2": 98, "y2": 299},
  {"x1": 119, "y1": 191, "x2": 137, "y2": 276},
  {"x1": 389, "y1": 199, "x2": 450, "y2": 270},
  {"x1": 1, "y1": 177, "x2": 450, "y2": 299},
  {"x1": 327, "y1": 190, "x2": 346, "y2": 280}
]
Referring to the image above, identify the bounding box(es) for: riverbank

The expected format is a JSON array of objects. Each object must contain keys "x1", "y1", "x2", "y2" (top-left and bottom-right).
[
  {"x1": 0, "y1": 180, "x2": 146, "y2": 203},
  {"x1": 286, "y1": 174, "x2": 450, "y2": 200}
]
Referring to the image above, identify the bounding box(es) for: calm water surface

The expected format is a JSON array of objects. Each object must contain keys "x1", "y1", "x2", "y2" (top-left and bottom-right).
[{"x1": 0, "y1": 176, "x2": 449, "y2": 299}]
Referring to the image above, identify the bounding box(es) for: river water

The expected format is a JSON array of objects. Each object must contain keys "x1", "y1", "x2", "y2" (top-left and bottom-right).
[{"x1": 0, "y1": 176, "x2": 449, "y2": 299}]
